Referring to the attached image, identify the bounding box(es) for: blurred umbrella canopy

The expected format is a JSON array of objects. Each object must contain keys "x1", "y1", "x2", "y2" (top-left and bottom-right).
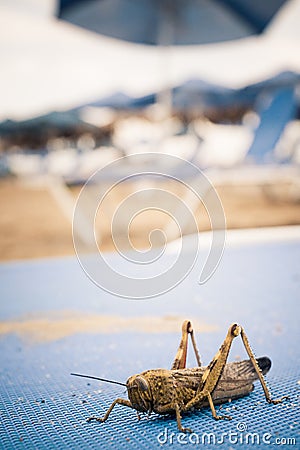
[
  {"x1": 58, "y1": 0, "x2": 287, "y2": 45},
  {"x1": 1, "y1": 1, "x2": 298, "y2": 120}
]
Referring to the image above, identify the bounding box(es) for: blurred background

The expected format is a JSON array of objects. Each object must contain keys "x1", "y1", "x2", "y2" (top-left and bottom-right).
[{"x1": 1, "y1": 0, "x2": 300, "y2": 261}]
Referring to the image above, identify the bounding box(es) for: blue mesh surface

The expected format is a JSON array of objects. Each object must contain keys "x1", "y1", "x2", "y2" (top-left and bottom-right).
[{"x1": 0, "y1": 240, "x2": 299, "y2": 449}]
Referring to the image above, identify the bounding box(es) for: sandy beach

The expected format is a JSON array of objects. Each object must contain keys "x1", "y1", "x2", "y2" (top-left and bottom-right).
[{"x1": 1, "y1": 176, "x2": 299, "y2": 262}]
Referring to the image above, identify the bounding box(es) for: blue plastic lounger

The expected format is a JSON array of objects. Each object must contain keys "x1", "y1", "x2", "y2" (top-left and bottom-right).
[
  {"x1": 246, "y1": 87, "x2": 298, "y2": 163},
  {"x1": 0, "y1": 230, "x2": 299, "y2": 449}
]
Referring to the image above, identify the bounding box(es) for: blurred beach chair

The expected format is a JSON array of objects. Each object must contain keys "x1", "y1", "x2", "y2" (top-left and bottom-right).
[
  {"x1": 7, "y1": 79, "x2": 299, "y2": 248},
  {"x1": 59, "y1": 84, "x2": 300, "y2": 247},
  {"x1": 246, "y1": 87, "x2": 298, "y2": 163},
  {"x1": 164, "y1": 85, "x2": 300, "y2": 240}
]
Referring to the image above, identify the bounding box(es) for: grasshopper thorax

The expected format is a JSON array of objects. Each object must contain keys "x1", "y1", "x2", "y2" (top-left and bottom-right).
[{"x1": 126, "y1": 374, "x2": 152, "y2": 413}]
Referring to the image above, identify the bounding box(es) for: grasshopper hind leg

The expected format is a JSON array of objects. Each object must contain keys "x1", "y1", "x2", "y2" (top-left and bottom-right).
[
  {"x1": 184, "y1": 323, "x2": 289, "y2": 421},
  {"x1": 171, "y1": 320, "x2": 202, "y2": 370},
  {"x1": 240, "y1": 328, "x2": 290, "y2": 404}
]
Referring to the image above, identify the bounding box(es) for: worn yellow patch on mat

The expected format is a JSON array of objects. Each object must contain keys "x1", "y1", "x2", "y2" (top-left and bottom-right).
[{"x1": 0, "y1": 312, "x2": 218, "y2": 343}]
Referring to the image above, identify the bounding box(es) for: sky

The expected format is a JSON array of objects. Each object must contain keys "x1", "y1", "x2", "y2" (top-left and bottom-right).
[{"x1": 0, "y1": 0, "x2": 56, "y2": 17}]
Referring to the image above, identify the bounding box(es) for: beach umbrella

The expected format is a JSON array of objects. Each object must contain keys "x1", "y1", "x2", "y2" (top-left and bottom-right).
[
  {"x1": 1, "y1": 2, "x2": 299, "y2": 120},
  {"x1": 57, "y1": 0, "x2": 292, "y2": 114},
  {"x1": 57, "y1": 0, "x2": 288, "y2": 46}
]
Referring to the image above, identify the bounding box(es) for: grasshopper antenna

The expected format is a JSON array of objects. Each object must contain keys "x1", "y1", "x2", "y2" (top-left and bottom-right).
[{"x1": 71, "y1": 373, "x2": 126, "y2": 387}]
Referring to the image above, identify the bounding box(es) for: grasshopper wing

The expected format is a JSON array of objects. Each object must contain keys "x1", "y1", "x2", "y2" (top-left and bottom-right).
[{"x1": 212, "y1": 356, "x2": 271, "y2": 404}]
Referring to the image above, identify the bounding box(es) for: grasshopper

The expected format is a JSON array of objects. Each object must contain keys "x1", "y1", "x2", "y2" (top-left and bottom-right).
[{"x1": 72, "y1": 321, "x2": 288, "y2": 433}]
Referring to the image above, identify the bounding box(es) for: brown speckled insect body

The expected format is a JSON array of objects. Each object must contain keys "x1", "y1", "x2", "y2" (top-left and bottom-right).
[{"x1": 72, "y1": 321, "x2": 288, "y2": 433}]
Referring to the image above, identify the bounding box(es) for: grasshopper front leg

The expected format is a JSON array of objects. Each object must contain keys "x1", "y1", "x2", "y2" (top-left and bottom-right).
[
  {"x1": 87, "y1": 398, "x2": 133, "y2": 423},
  {"x1": 172, "y1": 320, "x2": 202, "y2": 370}
]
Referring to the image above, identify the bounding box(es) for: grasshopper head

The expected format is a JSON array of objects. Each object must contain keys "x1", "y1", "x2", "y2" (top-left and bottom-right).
[{"x1": 126, "y1": 374, "x2": 152, "y2": 413}]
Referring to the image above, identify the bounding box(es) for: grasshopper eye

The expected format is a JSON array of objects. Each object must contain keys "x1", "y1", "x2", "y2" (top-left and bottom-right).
[{"x1": 135, "y1": 376, "x2": 149, "y2": 392}]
